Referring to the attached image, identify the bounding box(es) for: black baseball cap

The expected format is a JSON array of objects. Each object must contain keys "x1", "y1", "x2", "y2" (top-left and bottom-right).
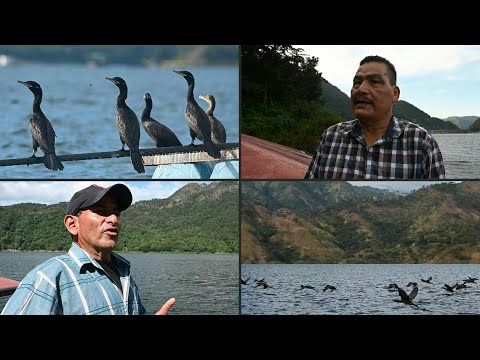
[{"x1": 66, "y1": 184, "x2": 132, "y2": 216}]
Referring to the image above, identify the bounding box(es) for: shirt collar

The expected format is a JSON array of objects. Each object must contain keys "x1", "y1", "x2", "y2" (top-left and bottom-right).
[
  {"x1": 68, "y1": 242, "x2": 131, "y2": 274},
  {"x1": 343, "y1": 115, "x2": 404, "y2": 141},
  {"x1": 390, "y1": 116, "x2": 404, "y2": 139}
]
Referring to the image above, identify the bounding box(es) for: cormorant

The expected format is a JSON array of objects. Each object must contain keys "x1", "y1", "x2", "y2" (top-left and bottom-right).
[
  {"x1": 241, "y1": 277, "x2": 250, "y2": 285},
  {"x1": 198, "y1": 94, "x2": 227, "y2": 144},
  {"x1": 172, "y1": 70, "x2": 221, "y2": 159},
  {"x1": 462, "y1": 276, "x2": 478, "y2": 284},
  {"x1": 454, "y1": 283, "x2": 469, "y2": 290},
  {"x1": 387, "y1": 283, "x2": 399, "y2": 291},
  {"x1": 295, "y1": 285, "x2": 316, "y2": 292},
  {"x1": 255, "y1": 280, "x2": 268, "y2": 289},
  {"x1": 105, "y1": 77, "x2": 145, "y2": 174},
  {"x1": 443, "y1": 284, "x2": 455, "y2": 293},
  {"x1": 300, "y1": 285, "x2": 315, "y2": 290},
  {"x1": 323, "y1": 285, "x2": 336, "y2": 292},
  {"x1": 421, "y1": 277, "x2": 432, "y2": 284},
  {"x1": 141, "y1": 93, "x2": 182, "y2": 147},
  {"x1": 395, "y1": 283, "x2": 419, "y2": 306},
  {"x1": 17, "y1": 80, "x2": 64, "y2": 171}
]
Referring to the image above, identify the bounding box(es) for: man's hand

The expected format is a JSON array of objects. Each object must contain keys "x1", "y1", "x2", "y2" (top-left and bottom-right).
[{"x1": 155, "y1": 297, "x2": 176, "y2": 315}]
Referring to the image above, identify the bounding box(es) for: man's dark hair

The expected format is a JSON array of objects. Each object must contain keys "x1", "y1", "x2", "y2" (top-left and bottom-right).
[{"x1": 360, "y1": 55, "x2": 397, "y2": 86}]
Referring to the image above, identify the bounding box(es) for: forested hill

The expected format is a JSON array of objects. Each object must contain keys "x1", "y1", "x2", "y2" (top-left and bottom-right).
[
  {"x1": 444, "y1": 116, "x2": 479, "y2": 129},
  {"x1": 469, "y1": 117, "x2": 480, "y2": 132},
  {"x1": 0, "y1": 182, "x2": 239, "y2": 253},
  {"x1": 242, "y1": 181, "x2": 480, "y2": 264}
]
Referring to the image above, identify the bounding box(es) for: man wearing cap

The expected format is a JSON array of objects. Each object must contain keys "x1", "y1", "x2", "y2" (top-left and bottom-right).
[{"x1": 1, "y1": 183, "x2": 175, "y2": 315}]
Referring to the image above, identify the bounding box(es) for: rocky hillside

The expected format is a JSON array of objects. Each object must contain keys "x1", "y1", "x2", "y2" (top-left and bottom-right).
[{"x1": 241, "y1": 181, "x2": 480, "y2": 264}]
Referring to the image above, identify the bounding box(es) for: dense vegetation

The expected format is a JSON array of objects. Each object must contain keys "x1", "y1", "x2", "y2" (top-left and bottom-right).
[
  {"x1": 468, "y1": 117, "x2": 480, "y2": 132},
  {"x1": 0, "y1": 45, "x2": 239, "y2": 66},
  {"x1": 0, "y1": 182, "x2": 239, "y2": 253},
  {"x1": 241, "y1": 181, "x2": 480, "y2": 264},
  {"x1": 241, "y1": 45, "x2": 341, "y2": 153},
  {"x1": 392, "y1": 101, "x2": 459, "y2": 131}
]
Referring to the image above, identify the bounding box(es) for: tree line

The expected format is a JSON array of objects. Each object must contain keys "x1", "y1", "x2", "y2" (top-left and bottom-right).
[{"x1": 241, "y1": 45, "x2": 342, "y2": 153}]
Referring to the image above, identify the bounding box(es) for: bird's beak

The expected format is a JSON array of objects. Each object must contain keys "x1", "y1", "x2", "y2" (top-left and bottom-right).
[
  {"x1": 172, "y1": 70, "x2": 184, "y2": 77},
  {"x1": 17, "y1": 81, "x2": 30, "y2": 87}
]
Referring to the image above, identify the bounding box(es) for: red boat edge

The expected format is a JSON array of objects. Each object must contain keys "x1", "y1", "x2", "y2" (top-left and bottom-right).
[{"x1": 0, "y1": 277, "x2": 20, "y2": 297}]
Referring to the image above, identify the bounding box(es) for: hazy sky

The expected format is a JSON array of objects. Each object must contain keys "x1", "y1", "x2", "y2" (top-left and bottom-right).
[
  {"x1": 348, "y1": 181, "x2": 462, "y2": 194},
  {"x1": 294, "y1": 45, "x2": 480, "y2": 119},
  {"x1": 0, "y1": 181, "x2": 210, "y2": 206}
]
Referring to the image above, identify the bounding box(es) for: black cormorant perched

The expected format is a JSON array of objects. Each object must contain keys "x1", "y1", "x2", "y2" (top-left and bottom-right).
[
  {"x1": 17, "y1": 80, "x2": 64, "y2": 171},
  {"x1": 105, "y1": 77, "x2": 145, "y2": 174},
  {"x1": 141, "y1": 93, "x2": 182, "y2": 147},
  {"x1": 172, "y1": 70, "x2": 221, "y2": 159},
  {"x1": 198, "y1": 94, "x2": 227, "y2": 144}
]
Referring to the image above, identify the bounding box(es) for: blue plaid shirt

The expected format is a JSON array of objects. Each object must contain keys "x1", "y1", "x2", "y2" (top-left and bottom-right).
[
  {"x1": 305, "y1": 116, "x2": 446, "y2": 179},
  {"x1": 1, "y1": 242, "x2": 146, "y2": 315}
]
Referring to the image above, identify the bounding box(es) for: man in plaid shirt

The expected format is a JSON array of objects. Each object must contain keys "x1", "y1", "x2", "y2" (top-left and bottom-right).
[{"x1": 305, "y1": 55, "x2": 445, "y2": 179}]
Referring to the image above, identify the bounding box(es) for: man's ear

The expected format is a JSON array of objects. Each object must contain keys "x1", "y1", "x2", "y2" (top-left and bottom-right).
[
  {"x1": 64, "y1": 215, "x2": 79, "y2": 236},
  {"x1": 392, "y1": 85, "x2": 400, "y2": 103}
]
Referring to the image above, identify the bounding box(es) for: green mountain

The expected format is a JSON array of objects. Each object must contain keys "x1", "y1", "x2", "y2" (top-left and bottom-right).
[
  {"x1": 241, "y1": 181, "x2": 480, "y2": 264},
  {"x1": 444, "y1": 116, "x2": 479, "y2": 129},
  {"x1": 468, "y1": 117, "x2": 480, "y2": 132},
  {"x1": 0, "y1": 182, "x2": 239, "y2": 253},
  {"x1": 321, "y1": 78, "x2": 355, "y2": 120},
  {"x1": 320, "y1": 79, "x2": 460, "y2": 131}
]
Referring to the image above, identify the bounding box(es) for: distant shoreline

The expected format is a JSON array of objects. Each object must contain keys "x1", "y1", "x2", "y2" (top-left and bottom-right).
[
  {"x1": 430, "y1": 130, "x2": 477, "y2": 134},
  {"x1": 0, "y1": 249, "x2": 238, "y2": 256}
]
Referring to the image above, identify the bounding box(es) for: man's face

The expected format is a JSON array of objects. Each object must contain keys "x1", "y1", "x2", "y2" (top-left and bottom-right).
[
  {"x1": 76, "y1": 194, "x2": 122, "y2": 253},
  {"x1": 350, "y1": 61, "x2": 399, "y2": 122}
]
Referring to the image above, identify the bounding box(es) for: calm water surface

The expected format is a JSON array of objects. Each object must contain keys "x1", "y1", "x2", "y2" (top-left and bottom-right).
[
  {"x1": 0, "y1": 64, "x2": 239, "y2": 179},
  {"x1": 0, "y1": 251, "x2": 239, "y2": 315},
  {"x1": 242, "y1": 264, "x2": 480, "y2": 315},
  {"x1": 433, "y1": 133, "x2": 480, "y2": 179}
]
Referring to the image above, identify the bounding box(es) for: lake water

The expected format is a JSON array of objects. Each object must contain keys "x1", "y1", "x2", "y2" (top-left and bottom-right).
[
  {"x1": 241, "y1": 263, "x2": 480, "y2": 315},
  {"x1": 0, "y1": 64, "x2": 239, "y2": 179},
  {"x1": 0, "y1": 251, "x2": 239, "y2": 315},
  {"x1": 433, "y1": 133, "x2": 480, "y2": 179}
]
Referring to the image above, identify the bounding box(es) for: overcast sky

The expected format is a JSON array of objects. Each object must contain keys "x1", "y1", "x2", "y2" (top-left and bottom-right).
[
  {"x1": 294, "y1": 45, "x2": 480, "y2": 119},
  {"x1": 0, "y1": 181, "x2": 210, "y2": 206}
]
